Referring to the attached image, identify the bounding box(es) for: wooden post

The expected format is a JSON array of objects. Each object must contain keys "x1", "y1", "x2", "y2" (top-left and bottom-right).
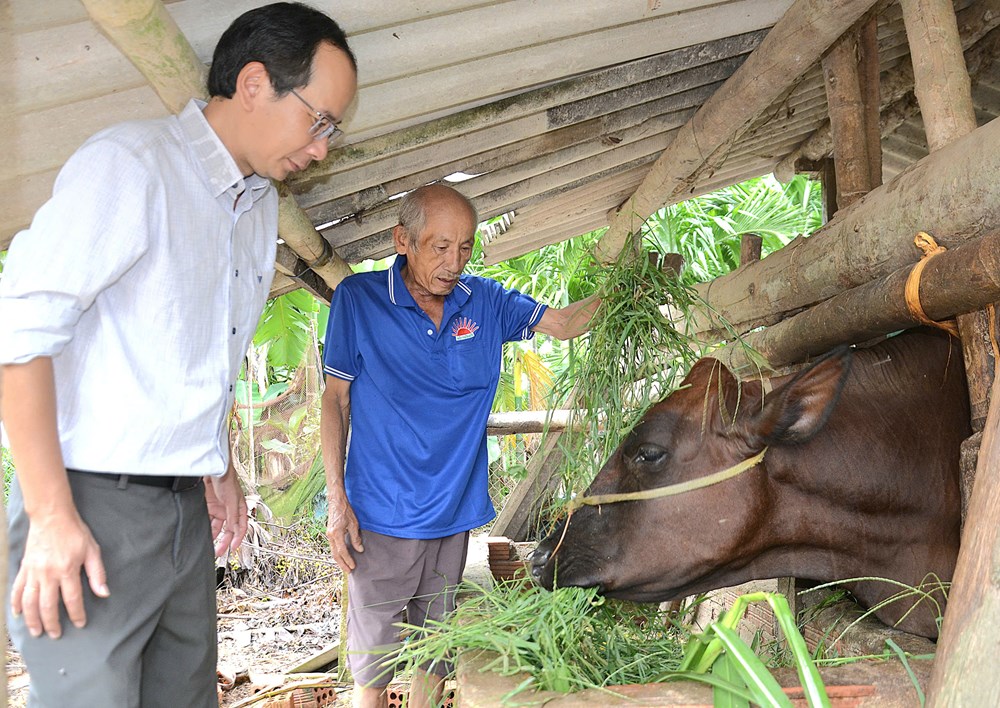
[
  {"x1": 739, "y1": 234, "x2": 763, "y2": 266},
  {"x1": 819, "y1": 158, "x2": 838, "y2": 224},
  {"x1": 900, "y1": 0, "x2": 978, "y2": 152},
  {"x1": 909, "y1": 0, "x2": 1000, "y2": 699},
  {"x1": 821, "y1": 16, "x2": 882, "y2": 209},
  {"x1": 927, "y1": 370, "x2": 1000, "y2": 706},
  {"x1": 900, "y1": 0, "x2": 993, "y2": 526}
]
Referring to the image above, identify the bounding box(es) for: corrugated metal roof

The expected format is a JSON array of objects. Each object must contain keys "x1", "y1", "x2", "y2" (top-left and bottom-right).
[{"x1": 4, "y1": 0, "x2": 1000, "y2": 290}]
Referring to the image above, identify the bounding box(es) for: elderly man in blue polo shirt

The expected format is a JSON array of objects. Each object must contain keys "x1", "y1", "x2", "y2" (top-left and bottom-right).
[{"x1": 320, "y1": 183, "x2": 598, "y2": 708}]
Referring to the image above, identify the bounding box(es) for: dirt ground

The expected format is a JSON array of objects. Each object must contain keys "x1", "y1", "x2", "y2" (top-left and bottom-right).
[{"x1": 6, "y1": 525, "x2": 355, "y2": 707}]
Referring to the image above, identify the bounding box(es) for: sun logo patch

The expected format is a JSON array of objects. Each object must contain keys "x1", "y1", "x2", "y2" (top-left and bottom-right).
[{"x1": 451, "y1": 317, "x2": 479, "y2": 342}]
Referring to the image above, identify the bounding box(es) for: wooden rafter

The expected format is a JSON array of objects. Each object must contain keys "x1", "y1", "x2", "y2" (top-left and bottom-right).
[{"x1": 300, "y1": 33, "x2": 766, "y2": 260}]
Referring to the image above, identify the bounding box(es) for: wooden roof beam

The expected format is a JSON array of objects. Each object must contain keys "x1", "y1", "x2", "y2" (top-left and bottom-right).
[
  {"x1": 79, "y1": 0, "x2": 354, "y2": 292},
  {"x1": 594, "y1": 0, "x2": 883, "y2": 263},
  {"x1": 293, "y1": 61, "x2": 729, "y2": 217}
]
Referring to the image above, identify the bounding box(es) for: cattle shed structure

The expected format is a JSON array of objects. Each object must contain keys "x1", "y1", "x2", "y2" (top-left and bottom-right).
[{"x1": 5, "y1": 0, "x2": 1000, "y2": 704}]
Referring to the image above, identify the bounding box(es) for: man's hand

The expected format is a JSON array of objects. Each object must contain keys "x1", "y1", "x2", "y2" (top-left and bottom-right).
[
  {"x1": 326, "y1": 492, "x2": 363, "y2": 574},
  {"x1": 11, "y1": 511, "x2": 109, "y2": 639},
  {"x1": 205, "y1": 469, "x2": 248, "y2": 557}
]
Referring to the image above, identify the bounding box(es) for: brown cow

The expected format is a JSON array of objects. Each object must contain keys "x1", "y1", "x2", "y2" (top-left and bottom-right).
[{"x1": 531, "y1": 329, "x2": 968, "y2": 638}]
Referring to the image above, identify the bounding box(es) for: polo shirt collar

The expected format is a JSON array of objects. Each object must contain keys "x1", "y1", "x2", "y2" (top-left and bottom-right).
[
  {"x1": 388, "y1": 255, "x2": 473, "y2": 310},
  {"x1": 178, "y1": 99, "x2": 271, "y2": 201}
]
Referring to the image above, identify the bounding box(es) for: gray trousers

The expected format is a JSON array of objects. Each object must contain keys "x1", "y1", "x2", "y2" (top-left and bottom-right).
[
  {"x1": 346, "y1": 530, "x2": 469, "y2": 688},
  {"x1": 7, "y1": 472, "x2": 217, "y2": 707}
]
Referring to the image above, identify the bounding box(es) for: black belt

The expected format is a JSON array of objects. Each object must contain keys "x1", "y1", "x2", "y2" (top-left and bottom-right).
[{"x1": 70, "y1": 470, "x2": 203, "y2": 492}]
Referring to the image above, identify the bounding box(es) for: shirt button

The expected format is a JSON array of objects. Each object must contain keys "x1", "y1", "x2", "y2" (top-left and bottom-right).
[
  {"x1": 427, "y1": 329, "x2": 433, "y2": 336},
  {"x1": 229, "y1": 385, "x2": 233, "y2": 392},
  {"x1": 232, "y1": 328, "x2": 237, "y2": 335},
  {"x1": 235, "y1": 269, "x2": 239, "y2": 277}
]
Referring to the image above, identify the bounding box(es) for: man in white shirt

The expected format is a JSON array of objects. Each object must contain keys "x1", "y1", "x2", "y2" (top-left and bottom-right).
[{"x1": 0, "y1": 3, "x2": 357, "y2": 705}]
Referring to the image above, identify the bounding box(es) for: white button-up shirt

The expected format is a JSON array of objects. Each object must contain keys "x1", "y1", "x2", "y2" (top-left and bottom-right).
[{"x1": 0, "y1": 100, "x2": 277, "y2": 477}]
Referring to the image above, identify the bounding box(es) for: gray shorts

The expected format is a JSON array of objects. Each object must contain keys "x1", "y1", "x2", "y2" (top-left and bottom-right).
[
  {"x1": 7, "y1": 472, "x2": 216, "y2": 708},
  {"x1": 346, "y1": 529, "x2": 469, "y2": 688}
]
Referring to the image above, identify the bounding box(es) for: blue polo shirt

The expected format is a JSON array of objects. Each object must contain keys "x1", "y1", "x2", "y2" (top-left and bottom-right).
[{"x1": 322, "y1": 255, "x2": 547, "y2": 539}]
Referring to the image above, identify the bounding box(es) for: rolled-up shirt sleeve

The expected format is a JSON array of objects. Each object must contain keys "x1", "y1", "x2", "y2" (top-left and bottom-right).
[{"x1": 0, "y1": 138, "x2": 153, "y2": 364}]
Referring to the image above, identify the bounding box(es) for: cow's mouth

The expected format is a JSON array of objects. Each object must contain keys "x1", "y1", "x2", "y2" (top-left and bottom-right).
[{"x1": 529, "y1": 549, "x2": 604, "y2": 592}]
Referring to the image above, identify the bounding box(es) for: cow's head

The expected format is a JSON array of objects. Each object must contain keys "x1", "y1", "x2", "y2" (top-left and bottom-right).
[{"x1": 530, "y1": 347, "x2": 852, "y2": 601}]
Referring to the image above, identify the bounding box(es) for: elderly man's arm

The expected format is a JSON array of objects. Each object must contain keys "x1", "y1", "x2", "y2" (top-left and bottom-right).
[
  {"x1": 532, "y1": 294, "x2": 601, "y2": 341},
  {"x1": 320, "y1": 375, "x2": 363, "y2": 573}
]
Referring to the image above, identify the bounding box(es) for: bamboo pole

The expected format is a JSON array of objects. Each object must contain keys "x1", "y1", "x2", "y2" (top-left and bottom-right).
[
  {"x1": 594, "y1": 0, "x2": 880, "y2": 263},
  {"x1": 485, "y1": 410, "x2": 577, "y2": 436},
  {"x1": 79, "y1": 0, "x2": 354, "y2": 290},
  {"x1": 710, "y1": 227, "x2": 1000, "y2": 375}
]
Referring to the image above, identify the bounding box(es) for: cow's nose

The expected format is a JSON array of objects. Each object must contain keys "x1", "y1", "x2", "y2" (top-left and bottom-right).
[{"x1": 530, "y1": 546, "x2": 551, "y2": 579}]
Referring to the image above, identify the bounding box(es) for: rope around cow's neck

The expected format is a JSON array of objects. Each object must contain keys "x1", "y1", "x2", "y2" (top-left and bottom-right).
[{"x1": 548, "y1": 447, "x2": 768, "y2": 561}]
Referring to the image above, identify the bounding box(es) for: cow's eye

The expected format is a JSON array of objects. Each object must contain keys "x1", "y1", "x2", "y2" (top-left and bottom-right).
[{"x1": 633, "y1": 444, "x2": 667, "y2": 465}]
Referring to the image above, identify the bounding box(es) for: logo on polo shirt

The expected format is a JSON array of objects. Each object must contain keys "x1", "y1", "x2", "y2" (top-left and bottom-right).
[{"x1": 451, "y1": 317, "x2": 479, "y2": 341}]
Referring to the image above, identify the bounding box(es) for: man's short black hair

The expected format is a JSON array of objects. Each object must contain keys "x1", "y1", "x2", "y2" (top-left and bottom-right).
[{"x1": 207, "y1": 2, "x2": 356, "y2": 99}]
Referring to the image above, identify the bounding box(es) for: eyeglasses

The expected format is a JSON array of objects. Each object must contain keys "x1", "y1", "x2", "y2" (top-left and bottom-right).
[{"x1": 289, "y1": 89, "x2": 343, "y2": 146}]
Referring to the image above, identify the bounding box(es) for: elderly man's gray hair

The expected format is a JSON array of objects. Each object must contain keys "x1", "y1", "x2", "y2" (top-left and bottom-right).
[{"x1": 397, "y1": 185, "x2": 479, "y2": 248}]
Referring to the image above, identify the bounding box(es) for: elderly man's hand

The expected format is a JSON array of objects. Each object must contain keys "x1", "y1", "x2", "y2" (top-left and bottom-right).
[{"x1": 326, "y1": 493, "x2": 362, "y2": 573}]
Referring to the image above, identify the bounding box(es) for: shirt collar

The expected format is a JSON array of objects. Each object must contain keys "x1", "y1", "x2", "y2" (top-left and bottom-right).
[
  {"x1": 178, "y1": 99, "x2": 271, "y2": 201},
  {"x1": 387, "y1": 255, "x2": 472, "y2": 309}
]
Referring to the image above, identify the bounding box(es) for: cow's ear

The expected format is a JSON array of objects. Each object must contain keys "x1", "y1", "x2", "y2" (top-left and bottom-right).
[{"x1": 744, "y1": 346, "x2": 853, "y2": 446}]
